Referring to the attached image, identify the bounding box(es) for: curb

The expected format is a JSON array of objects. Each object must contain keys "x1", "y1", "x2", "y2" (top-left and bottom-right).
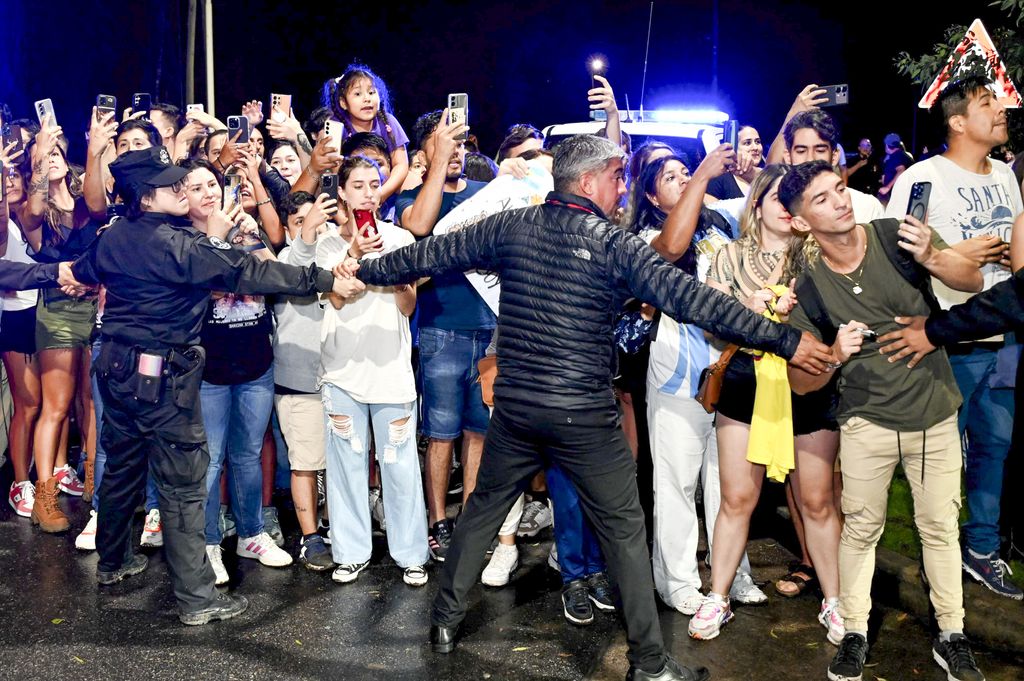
[{"x1": 873, "y1": 546, "x2": 1024, "y2": 653}]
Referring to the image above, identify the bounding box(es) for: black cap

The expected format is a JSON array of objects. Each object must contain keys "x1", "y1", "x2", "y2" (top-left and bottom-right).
[{"x1": 109, "y1": 146, "x2": 189, "y2": 196}]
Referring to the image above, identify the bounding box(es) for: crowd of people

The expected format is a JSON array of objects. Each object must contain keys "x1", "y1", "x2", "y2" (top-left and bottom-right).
[{"x1": 0, "y1": 63, "x2": 1021, "y2": 681}]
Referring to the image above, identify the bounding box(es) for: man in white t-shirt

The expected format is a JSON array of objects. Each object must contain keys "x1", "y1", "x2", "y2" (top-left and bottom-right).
[{"x1": 885, "y1": 75, "x2": 1023, "y2": 601}]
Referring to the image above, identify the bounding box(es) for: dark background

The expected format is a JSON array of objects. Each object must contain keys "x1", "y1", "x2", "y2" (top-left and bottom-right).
[{"x1": 0, "y1": 1, "x2": 1013, "y2": 164}]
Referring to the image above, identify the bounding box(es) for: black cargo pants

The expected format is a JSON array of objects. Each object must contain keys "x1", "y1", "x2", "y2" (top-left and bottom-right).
[{"x1": 94, "y1": 341, "x2": 219, "y2": 614}]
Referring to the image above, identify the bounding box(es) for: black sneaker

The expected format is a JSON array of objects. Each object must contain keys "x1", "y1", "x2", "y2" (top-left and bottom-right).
[
  {"x1": 827, "y1": 633, "x2": 868, "y2": 681},
  {"x1": 626, "y1": 656, "x2": 711, "y2": 681},
  {"x1": 97, "y1": 553, "x2": 149, "y2": 585},
  {"x1": 962, "y1": 549, "x2": 1023, "y2": 600},
  {"x1": 429, "y1": 519, "x2": 454, "y2": 562},
  {"x1": 561, "y1": 579, "x2": 594, "y2": 625},
  {"x1": 179, "y1": 593, "x2": 249, "y2": 626},
  {"x1": 447, "y1": 461, "x2": 464, "y2": 497},
  {"x1": 299, "y1": 535, "x2": 334, "y2": 572},
  {"x1": 586, "y1": 572, "x2": 616, "y2": 612},
  {"x1": 933, "y1": 634, "x2": 985, "y2": 681}
]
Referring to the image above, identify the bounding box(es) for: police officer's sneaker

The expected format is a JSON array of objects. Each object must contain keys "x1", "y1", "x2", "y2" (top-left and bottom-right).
[
  {"x1": 561, "y1": 579, "x2": 594, "y2": 625},
  {"x1": 206, "y1": 545, "x2": 230, "y2": 586},
  {"x1": 140, "y1": 509, "x2": 163, "y2": 547},
  {"x1": 626, "y1": 656, "x2": 711, "y2": 681},
  {"x1": 299, "y1": 535, "x2": 334, "y2": 572},
  {"x1": 962, "y1": 549, "x2": 1024, "y2": 600},
  {"x1": 237, "y1": 532, "x2": 293, "y2": 567},
  {"x1": 827, "y1": 633, "x2": 869, "y2": 681},
  {"x1": 179, "y1": 593, "x2": 249, "y2": 626},
  {"x1": 53, "y1": 465, "x2": 85, "y2": 496},
  {"x1": 933, "y1": 634, "x2": 985, "y2": 681},
  {"x1": 97, "y1": 553, "x2": 149, "y2": 585}
]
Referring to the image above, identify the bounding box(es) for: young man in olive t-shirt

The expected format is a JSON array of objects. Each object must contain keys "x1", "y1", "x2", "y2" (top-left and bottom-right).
[{"x1": 778, "y1": 161, "x2": 986, "y2": 681}]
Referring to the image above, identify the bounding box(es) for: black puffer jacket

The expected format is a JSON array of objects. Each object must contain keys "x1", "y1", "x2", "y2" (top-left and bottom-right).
[{"x1": 359, "y1": 191, "x2": 802, "y2": 411}]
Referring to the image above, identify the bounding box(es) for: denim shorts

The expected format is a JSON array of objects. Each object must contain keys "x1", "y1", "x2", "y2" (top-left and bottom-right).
[{"x1": 418, "y1": 326, "x2": 493, "y2": 439}]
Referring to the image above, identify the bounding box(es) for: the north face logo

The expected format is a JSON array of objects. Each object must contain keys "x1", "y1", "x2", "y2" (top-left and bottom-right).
[{"x1": 572, "y1": 248, "x2": 591, "y2": 261}]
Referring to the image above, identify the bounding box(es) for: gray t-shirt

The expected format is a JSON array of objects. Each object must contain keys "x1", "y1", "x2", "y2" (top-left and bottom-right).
[
  {"x1": 273, "y1": 236, "x2": 324, "y2": 393},
  {"x1": 788, "y1": 222, "x2": 961, "y2": 431}
]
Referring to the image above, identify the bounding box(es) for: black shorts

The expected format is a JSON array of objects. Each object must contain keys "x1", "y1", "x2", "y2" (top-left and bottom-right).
[
  {"x1": 716, "y1": 351, "x2": 838, "y2": 435},
  {"x1": 0, "y1": 306, "x2": 37, "y2": 355}
]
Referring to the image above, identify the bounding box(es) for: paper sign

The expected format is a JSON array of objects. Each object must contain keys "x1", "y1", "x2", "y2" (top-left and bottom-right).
[
  {"x1": 919, "y1": 18, "x2": 1021, "y2": 109},
  {"x1": 433, "y1": 162, "x2": 553, "y2": 315}
]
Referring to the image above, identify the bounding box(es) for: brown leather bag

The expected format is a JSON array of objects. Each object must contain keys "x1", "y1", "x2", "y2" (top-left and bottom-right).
[
  {"x1": 477, "y1": 355, "x2": 497, "y2": 407},
  {"x1": 695, "y1": 344, "x2": 739, "y2": 414}
]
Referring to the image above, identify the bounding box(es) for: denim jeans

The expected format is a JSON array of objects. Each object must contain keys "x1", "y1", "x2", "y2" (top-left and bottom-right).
[
  {"x1": 417, "y1": 327, "x2": 493, "y2": 439},
  {"x1": 951, "y1": 347, "x2": 1016, "y2": 554},
  {"x1": 547, "y1": 461, "x2": 606, "y2": 583},
  {"x1": 321, "y1": 383, "x2": 429, "y2": 567},
  {"x1": 201, "y1": 366, "x2": 275, "y2": 543}
]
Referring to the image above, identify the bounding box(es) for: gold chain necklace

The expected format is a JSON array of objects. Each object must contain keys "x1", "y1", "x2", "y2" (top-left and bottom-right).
[{"x1": 822, "y1": 240, "x2": 868, "y2": 295}]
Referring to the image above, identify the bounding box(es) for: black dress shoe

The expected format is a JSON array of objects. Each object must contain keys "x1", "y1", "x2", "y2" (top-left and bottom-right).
[
  {"x1": 626, "y1": 656, "x2": 711, "y2": 681},
  {"x1": 430, "y1": 624, "x2": 459, "y2": 653},
  {"x1": 178, "y1": 594, "x2": 249, "y2": 626},
  {"x1": 96, "y1": 553, "x2": 149, "y2": 585}
]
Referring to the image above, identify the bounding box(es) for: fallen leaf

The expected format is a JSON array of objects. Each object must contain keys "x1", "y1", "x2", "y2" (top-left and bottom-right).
[
  {"x1": 294, "y1": 639, "x2": 303, "y2": 646},
  {"x1": 805, "y1": 642, "x2": 819, "y2": 648},
  {"x1": 769, "y1": 628, "x2": 778, "y2": 639},
  {"x1": 512, "y1": 646, "x2": 530, "y2": 652},
  {"x1": 896, "y1": 612, "x2": 907, "y2": 622},
  {"x1": 51, "y1": 619, "x2": 64, "y2": 625},
  {"x1": 72, "y1": 657, "x2": 85, "y2": 664},
  {"x1": 558, "y1": 653, "x2": 572, "y2": 658}
]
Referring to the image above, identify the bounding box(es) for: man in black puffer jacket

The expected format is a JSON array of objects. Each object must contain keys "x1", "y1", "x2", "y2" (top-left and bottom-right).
[{"x1": 351, "y1": 135, "x2": 834, "y2": 681}]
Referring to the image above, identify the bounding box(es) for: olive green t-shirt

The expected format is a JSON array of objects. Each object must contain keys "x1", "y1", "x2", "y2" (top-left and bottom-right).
[{"x1": 788, "y1": 223, "x2": 961, "y2": 431}]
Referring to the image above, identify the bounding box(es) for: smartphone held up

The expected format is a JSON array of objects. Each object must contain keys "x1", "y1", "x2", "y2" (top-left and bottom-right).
[{"x1": 447, "y1": 93, "x2": 468, "y2": 141}]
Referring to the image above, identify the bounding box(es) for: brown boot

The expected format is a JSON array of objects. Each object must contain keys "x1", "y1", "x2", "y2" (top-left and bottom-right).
[
  {"x1": 30, "y1": 477, "x2": 70, "y2": 533},
  {"x1": 82, "y1": 456, "x2": 95, "y2": 504}
]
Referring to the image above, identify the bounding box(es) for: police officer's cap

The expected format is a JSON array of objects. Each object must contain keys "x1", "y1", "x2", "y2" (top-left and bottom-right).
[{"x1": 109, "y1": 146, "x2": 189, "y2": 195}]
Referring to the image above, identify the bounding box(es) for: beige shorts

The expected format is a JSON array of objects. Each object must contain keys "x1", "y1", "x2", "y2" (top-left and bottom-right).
[{"x1": 275, "y1": 393, "x2": 327, "y2": 471}]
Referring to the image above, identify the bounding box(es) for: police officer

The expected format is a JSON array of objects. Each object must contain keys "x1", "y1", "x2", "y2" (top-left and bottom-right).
[{"x1": 72, "y1": 147, "x2": 364, "y2": 625}]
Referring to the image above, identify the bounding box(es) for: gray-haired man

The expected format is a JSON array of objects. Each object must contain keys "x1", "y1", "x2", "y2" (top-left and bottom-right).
[{"x1": 343, "y1": 135, "x2": 834, "y2": 681}]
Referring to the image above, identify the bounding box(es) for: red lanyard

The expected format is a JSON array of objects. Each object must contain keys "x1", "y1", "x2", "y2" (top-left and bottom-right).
[{"x1": 546, "y1": 198, "x2": 597, "y2": 216}]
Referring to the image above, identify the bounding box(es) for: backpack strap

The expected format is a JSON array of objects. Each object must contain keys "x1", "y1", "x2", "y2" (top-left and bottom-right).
[
  {"x1": 870, "y1": 218, "x2": 942, "y2": 315},
  {"x1": 795, "y1": 271, "x2": 839, "y2": 346}
]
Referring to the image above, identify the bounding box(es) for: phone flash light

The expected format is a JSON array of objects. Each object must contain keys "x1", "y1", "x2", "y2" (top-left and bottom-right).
[{"x1": 589, "y1": 58, "x2": 605, "y2": 75}]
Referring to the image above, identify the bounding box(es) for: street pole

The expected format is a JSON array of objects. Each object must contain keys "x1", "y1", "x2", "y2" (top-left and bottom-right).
[
  {"x1": 186, "y1": 0, "x2": 196, "y2": 105},
  {"x1": 204, "y1": 0, "x2": 215, "y2": 116}
]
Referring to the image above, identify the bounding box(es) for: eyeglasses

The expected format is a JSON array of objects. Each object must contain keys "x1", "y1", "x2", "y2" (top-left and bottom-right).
[{"x1": 170, "y1": 180, "x2": 185, "y2": 193}]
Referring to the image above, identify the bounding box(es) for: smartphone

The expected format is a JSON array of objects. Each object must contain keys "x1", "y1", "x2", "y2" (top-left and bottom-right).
[
  {"x1": 354, "y1": 209, "x2": 378, "y2": 238},
  {"x1": 723, "y1": 119, "x2": 739, "y2": 151},
  {"x1": 223, "y1": 172, "x2": 242, "y2": 210},
  {"x1": 132, "y1": 92, "x2": 152, "y2": 116},
  {"x1": 0, "y1": 161, "x2": 5, "y2": 202},
  {"x1": 5, "y1": 124, "x2": 24, "y2": 155},
  {"x1": 96, "y1": 94, "x2": 117, "y2": 120},
  {"x1": 270, "y1": 93, "x2": 291, "y2": 122},
  {"x1": 322, "y1": 119, "x2": 342, "y2": 151},
  {"x1": 447, "y1": 93, "x2": 468, "y2": 141},
  {"x1": 820, "y1": 84, "x2": 850, "y2": 107},
  {"x1": 226, "y1": 115, "x2": 250, "y2": 144},
  {"x1": 34, "y1": 98, "x2": 57, "y2": 128},
  {"x1": 907, "y1": 181, "x2": 932, "y2": 222},
  {"x1": 320, "y1": 173, "x2": 339, "y2": 201},
  {"x1": 186, "y1": 103, "x2": 205, "y2": 114}
]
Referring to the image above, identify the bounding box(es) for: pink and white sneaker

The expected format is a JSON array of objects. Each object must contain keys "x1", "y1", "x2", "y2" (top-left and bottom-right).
[
  {"x1": 237, "y1": 532, "x2": 293, "y2": 567},
  {"x1": 688, "y1": 593, "x2": 734, "y2": 640},
  {"x1": 819, "y1": 598, "x2": 845, "y2": 645},
  {"x1": 53, "y1": 465, "x2": 85, "y2": 496},
  {"x1": 9, "y1": 481, "x2": 35, "y2": 517}
]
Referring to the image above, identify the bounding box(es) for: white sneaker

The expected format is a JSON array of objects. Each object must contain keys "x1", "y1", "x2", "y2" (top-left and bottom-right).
[
  {"x1": 688, "y1": 593, "x2": 734, "y2": 640},
  {"x1": 75, "y1": 510, "x2": 98, "y2": 551},
  {"x1": 237, "y1": 532, "x2": 293, "y2": 567},
  {"x1": 53, "y1": 464, "x2": 85, "y2": 496},
  {"x1": 206, "y1": 545, "x2": 230, "y2": 586},
  {"x1": 517, "y1": 500, "x2": 553, "y2": 537},
  {"x1": 818, "y1": 599, "x2": 845, "y2": 645},
  {"x1": 670, "y1": 587, "x2": 705, "y2": 616},
  {"x1": 9, "y1": 480, "x2": 35, "y2": 517},
  {"x1": 140, "y1": 509, "x2": 163, "y2": 547},
  {"x1": 729, "y1": 571, "x2": 768, "y2": 605},
  {"x1": 482, "y1": 543, "x2": 519, "y2": 587},
  {"x1": 547, "y1": 543, "x2": 560, "y2": 572},
  {"x1": 403, "y1": 565, "x2": 428, "y2": 587},
  {"x1": 369, "y1": 489, "x2": 386, "y2": 533}
]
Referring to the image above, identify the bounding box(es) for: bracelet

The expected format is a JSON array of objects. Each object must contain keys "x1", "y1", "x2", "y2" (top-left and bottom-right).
[
  {"x1": 214, "y1": 158, "x2": 226, "y2": 171},
  {"x1": 255, "y1": 198, "x2": 271, "y2": 207}
]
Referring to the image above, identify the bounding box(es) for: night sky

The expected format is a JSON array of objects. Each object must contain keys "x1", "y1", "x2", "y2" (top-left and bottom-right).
[{"x1": 1, "y1": 1, "x2": 1014, "y2": 164}]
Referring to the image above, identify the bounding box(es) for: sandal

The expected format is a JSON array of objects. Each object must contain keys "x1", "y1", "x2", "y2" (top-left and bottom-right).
[{"x1": 775, "y1": 562, "x2": 818, "y2": 598}]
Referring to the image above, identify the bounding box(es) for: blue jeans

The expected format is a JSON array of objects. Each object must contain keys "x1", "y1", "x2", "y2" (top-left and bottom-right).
[
  {"x1": 201, "y1": 366, "x2": 275, "y2": 544},
  {"x1": 951, "y1": 346, "x2": 1016, "y2": 554},
  {"x1": 417, "y1": 327, "x2": 492, "y2": 439},
  {"x1": 547, "y1": 461, "x2": 607, "y2": 583},
  {"x1": 271, "y1": 407, "x2": 291, "y2": 489},
  {"x1": 91, "y1": 340, "x2": 157, "y2": 512},
  {"x1": 321, "y1": 383, "x2": 429, "y2": 567}
]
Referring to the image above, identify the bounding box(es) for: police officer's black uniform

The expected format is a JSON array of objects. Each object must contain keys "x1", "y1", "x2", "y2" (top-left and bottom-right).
[{"x1": 72, "y1": 147, "x2": 338, "y2": 623}]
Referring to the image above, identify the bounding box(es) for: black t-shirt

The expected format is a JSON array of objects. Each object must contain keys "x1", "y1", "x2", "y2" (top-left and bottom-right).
[
  {"x1": 200, "y1": 291, "x2": 273, "y2": 385},
  {"x1": 847, "y1": 153, "x2": 882, "y2": 196},
  {"x1": 706, "y1": 174, "x2": 745, "y2": 201}
]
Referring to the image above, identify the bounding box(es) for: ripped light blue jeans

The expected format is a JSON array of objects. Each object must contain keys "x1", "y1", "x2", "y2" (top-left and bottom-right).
[{"x1": 321, "y1": 383, "x2": 429, "y2": 568}]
